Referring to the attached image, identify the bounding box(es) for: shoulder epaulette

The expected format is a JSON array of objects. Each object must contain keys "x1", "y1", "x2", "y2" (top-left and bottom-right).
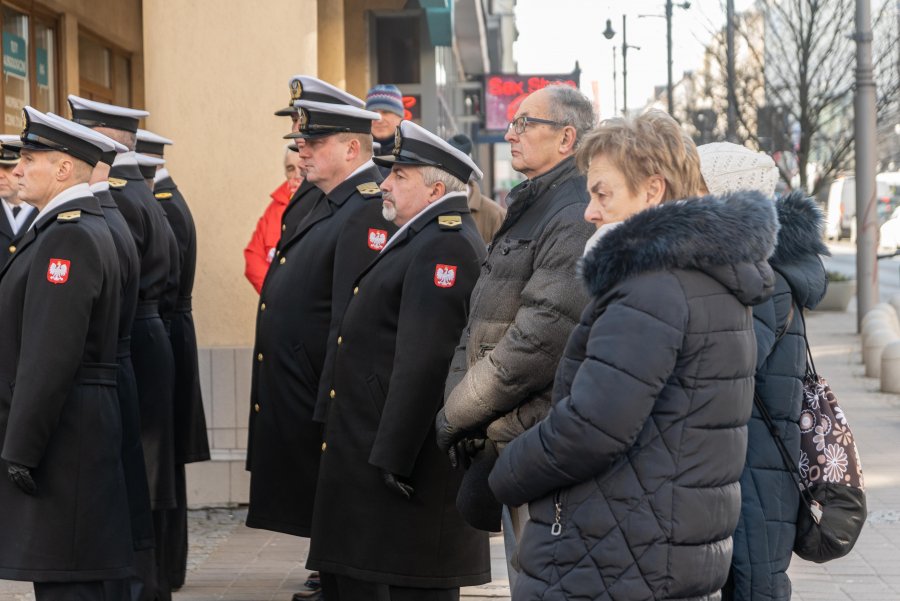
[
  {"x1": 438, "y1": 214, "x2": 462, "y2": 230},
  {"x1": 154, "y1": 192, "x2": 173, "y2": 200},
  {"x1": 356, "y1": 182, "x2": 381, "y2": 197},
  {"x1": 57, "y1": 210, "x2": 82, "y2": 222},
  {"x1": 108, "y1": 177, "x2": 127, "y2": 189}
]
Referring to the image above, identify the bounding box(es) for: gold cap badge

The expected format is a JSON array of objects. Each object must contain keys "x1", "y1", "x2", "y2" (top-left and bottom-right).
[
  {"x1": 290, "y1": 79, "x2": 303, "y2": 102},
  {"x1": 393, "y1": 128, "x2": 402, "y2": 157}
]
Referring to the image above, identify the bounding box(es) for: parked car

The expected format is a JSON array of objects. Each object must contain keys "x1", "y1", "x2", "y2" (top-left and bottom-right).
[{"x1": 827, "y1": 172, "x2": 900, "y2": 241}]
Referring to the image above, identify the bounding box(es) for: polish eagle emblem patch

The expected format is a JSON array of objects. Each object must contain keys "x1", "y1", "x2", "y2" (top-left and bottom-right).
[
  {"x1": 47, "y1": 258, "x2": 70, "y2": 284},
  {"x1": 434, "y1": 264, "x2": 457, "y2": 288},
  {"x1": 368, "y1": 228, "x2": 388, "y2": 251}
]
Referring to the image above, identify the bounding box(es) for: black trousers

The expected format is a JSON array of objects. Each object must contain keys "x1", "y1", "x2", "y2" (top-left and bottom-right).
[
  {"x1": 34, "y1": 580, "x2": 125, "y2": 601},
  {"x1": 320, "y1": 572, "x2": 459, "y2": 601}
]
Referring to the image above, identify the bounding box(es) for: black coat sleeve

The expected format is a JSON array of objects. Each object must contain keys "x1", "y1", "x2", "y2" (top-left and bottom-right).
[
  {"x1": 1, "y1": 224, "x2": 107, "y2": 468},
  {"x1": 368, "y1": 234, "x2": 481, "y2": 478}
]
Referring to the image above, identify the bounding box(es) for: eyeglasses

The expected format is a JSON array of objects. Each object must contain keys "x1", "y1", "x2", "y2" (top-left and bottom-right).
[{"x1": 507, "y1": 116, "x2": 565, "y2": 135}]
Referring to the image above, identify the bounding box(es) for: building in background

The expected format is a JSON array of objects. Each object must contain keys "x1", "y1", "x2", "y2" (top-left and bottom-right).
[{"x1": 0, "y1": 0, "x2": 517, "y2": 504}]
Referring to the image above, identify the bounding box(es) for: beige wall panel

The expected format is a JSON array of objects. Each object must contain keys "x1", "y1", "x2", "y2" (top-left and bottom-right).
[
  {"x1": 42, "y1": 0, "x2": 142, "y2": 52},
  {"x1": 143, "y1": 0, "x2": 318, "y2": 347}
]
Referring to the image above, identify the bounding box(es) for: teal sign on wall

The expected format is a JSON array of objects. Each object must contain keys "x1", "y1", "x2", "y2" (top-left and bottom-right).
[
  {"x1": 3, "y1": 33, "x2": 27, "y2": 78},
  {"x1": 36, "y1": 48, "x2": 48, "y2": 86}
]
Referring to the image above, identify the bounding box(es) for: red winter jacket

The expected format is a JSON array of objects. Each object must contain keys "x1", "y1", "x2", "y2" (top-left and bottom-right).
[{"x1": 244, "y1": 179, "x2": 297, "y2": 293}]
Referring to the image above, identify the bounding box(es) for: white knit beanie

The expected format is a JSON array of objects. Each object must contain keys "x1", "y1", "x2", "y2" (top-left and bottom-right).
[{"x1": 697, "y1": 142, "x2": 779, "y2": 197}]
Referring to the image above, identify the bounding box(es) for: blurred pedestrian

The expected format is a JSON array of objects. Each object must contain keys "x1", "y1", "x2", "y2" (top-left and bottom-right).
[
  {"x1": 698, "y1": 142, "x2": 830, "y2": 601},
  {"x1": 366, "y1": 84, "x2": 404, "y2": 157},
  {"x1": 0, "y1": 106, "x2": 131, "y2": 601},
  {"x1": 446, "y1": 133, "x2": 505, "y2": 244},
  {"x1": 244, "y1": 145, "x2": 304, "y2": 293},
  {"x1": 309, "y1": 120, "x2": 490, "y2": 601},
  {"x1": 435, "y1": 84, "x2": 595, "y2": 586},
  {"x1": 487, "y1": 110, "x2": 778, "y2": 601}
]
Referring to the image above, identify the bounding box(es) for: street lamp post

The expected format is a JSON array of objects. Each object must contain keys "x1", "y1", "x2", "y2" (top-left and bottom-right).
[
  {"x1": 602, "y1": 16, "x2": 640, "y2": 115},
  {"x1": 613, "y1": 46, "x2": 618, "y2": 115},
  {"x1": 664, "y1": 1, "x2": 690, "y2": 115}
]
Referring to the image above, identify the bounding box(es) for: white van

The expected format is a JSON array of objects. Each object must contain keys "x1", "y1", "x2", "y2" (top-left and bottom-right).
[
  {"x1": 825, "y1": 176, "x2": 855, "y2": 240},
  {"x1": 826, "y1": 173, "x2": 900, "y2": 241}
]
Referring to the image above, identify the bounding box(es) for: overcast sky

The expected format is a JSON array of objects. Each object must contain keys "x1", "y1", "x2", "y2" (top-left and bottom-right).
[{"x1": 513, "y1": 0, "x2": 756, "y2": 118}]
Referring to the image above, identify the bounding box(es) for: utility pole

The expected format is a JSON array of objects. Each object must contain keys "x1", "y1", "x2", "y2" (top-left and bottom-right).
[
  {"x1": 613, "y1": 46, "x2": 618, "y2": 115},
  {"x1": 666, "y1": 0, "x2": 674, "y2": 114},
  {"x1": 726, "y1": 0, "x2": 737, "y2": 141},
  {"x1": 855, "y1": 0, "x2": 879, "y2": 330},
  {"x1": 623, "y1": 14, "x2": 630, "y2": 115}
]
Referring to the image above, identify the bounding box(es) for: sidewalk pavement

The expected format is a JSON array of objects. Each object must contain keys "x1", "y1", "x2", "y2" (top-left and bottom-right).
[{"x1": 1, "y1": 307, "x2": 898, "y2": 601}]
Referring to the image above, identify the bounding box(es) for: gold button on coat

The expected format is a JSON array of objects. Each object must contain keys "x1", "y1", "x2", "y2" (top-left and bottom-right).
[
  {"x1": 8, "y1": 245, "x2": 15, "y2": 253},
  {"x1": 329, "y1": 389, "x2": 336, "y2": 399},
  {"x1": 353, "y1": 286, "x2": 359, "y2": 295},
  {"x1": 321, "y1": 442, "x2": 327, "y2": 452},
  {"x1": 279, "y1": 257, "x2": 286, "y2": 265},
  {"x1": 257, "y1": 353, "x2": 264, "y2": 361},
  {"x1": 254, "y1": 403, "x2": 260, "y2": 413},
  {"x1": 337, "y1": 336, "x2": 343, "y2": 345},
  {"x1": 260, "y1": 303, "x2": 266, "y2": 311}
]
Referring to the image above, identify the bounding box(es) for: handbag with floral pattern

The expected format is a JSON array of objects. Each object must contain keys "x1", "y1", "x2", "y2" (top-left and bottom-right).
[{"x1": 754, "y1": 308, "x2": 866, "y2": 563}]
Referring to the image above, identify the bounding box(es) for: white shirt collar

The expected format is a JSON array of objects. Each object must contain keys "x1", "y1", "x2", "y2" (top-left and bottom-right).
[
  {"x1": 2, "y1": 198, "x2": 35, "y2": 235},
  {"x1": 154, "y1": 167, "x2": 170, "y2": 183},
  {"x1": 381, "y1": 191, "x2": 467, "y2": 253},
  {"x1": 90, "y1": 181, "x2": 110, "y2": 193},
  {"x1": 29, "y1": 183, "x2": 92, "y2": 231},
  {"x1": 112, "y1": 150, "x2": 137, "y2": 167}
]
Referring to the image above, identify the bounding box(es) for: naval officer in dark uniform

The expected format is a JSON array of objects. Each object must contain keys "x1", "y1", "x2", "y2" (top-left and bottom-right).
[
  {"x1": 136, "y1": 128, "x2": 211, "y2": 592},
  {"x1": 68, "y1": 94, "x2": 180, "y2": 601},
  {"x1": 246, "y1": 78, "x2": 396, "y2": 545},
  {"x1": 308, "y1": 121, "x2": 490, "y2": 600},
  {"x1": 0, "y1": 106, "x2": 131, "y2": 601},
  {"x1": 0, "y1": 136, "x2": 35, "y2": 266}
]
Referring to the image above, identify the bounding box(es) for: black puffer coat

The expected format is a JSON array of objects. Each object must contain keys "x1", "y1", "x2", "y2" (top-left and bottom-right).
[
  {"x1": 726, "y1": 192, "x2": 828, "y2": 601},
  {"x1": 489, "y1": 192, "x2": 778, "y2": 601}
]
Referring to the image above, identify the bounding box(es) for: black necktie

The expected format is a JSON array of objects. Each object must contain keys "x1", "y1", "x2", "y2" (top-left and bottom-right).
[{"x1": 11, "y1": 206, "x2": 20, "y2": 218}]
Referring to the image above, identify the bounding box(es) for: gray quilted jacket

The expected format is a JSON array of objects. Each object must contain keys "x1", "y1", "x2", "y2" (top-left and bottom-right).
[
  {"x1": 443, "y1": 157, "x2": 593, "y2": 444},
  {"x1": 489, "y1": 191, "x2": 778, "y2": 601}
]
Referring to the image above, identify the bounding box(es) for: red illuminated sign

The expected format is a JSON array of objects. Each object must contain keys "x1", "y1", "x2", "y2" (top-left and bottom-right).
[
  {"x1": 402, "y1": 95, "x2": 420, "y2": 122},
  {"x1": 484, "y1": 73, "x2": 580, "y2": 131}
]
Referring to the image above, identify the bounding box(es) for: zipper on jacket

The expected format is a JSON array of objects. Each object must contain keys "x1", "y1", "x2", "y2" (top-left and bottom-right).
[{"x1": 551, "y1": 490, "x2": 563, "y2": 536}]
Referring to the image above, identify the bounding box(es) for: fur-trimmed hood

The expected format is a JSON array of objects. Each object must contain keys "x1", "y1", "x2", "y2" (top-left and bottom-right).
[
  {"x1": 770, "y1": 190, "x2": 829, "y2": 309},
  {"x1": 581, "y1": 191, "x2": 778, "y2": 305}
]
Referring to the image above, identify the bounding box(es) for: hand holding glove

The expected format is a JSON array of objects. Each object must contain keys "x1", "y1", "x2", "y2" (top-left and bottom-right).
[{"x1": 7, "y1": 462, "x2": 36, "y2": 495}]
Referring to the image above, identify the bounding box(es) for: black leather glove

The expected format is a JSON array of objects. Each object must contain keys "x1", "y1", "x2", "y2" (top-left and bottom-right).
[
  {"x1": 450, "y1": 438, "x2": 486, "y2": 470},
  {"x1": 435, "y1": 407, "x2": 467, "y2": 454},
  {"x1": 7, "y1": 462, "x2": 36, "y2": 495},
  {"x1": 381, "y1": 469, "x2": 414, "y2": 500}
]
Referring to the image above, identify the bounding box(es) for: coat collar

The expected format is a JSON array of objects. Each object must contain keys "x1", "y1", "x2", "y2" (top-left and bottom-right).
[
  {"x1": 770, "y1": 190, "x2": 829, "y2": 309},
  {"x1": 1, "y1": 195, "x2": 102, "y2": 279},
  {"x1": 581, "y1": 191, "x2": 778, "y2": 306},
  {"x1": 109, "y1": 163, "x2": 145, "y2": 182},
  {"x1": 355, "y1": 193, "x2": 471, "y2": 281}
]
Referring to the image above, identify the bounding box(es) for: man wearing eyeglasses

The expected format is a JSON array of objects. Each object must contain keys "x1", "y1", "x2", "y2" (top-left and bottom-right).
[{"x1": 435, "y1": 84, "x2": 596, "y2": 587}]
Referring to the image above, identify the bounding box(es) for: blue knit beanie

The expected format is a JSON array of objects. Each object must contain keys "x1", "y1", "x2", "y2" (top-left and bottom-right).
[{"x1": 365, "y1": 84, "x2": 404, "y2": 117}]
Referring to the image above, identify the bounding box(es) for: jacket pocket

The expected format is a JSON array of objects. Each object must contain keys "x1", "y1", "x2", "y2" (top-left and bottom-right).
[
  {"x1": 365, "y1": 373, "x2": 386, "y2": 417},
  {"x1": 292, "y1": 342, "x2": 319, "y2": 393}
]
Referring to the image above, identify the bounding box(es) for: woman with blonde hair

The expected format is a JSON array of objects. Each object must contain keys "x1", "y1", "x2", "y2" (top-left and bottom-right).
[{"x1": 489, "y1": 110, "x2": 778, "y2": 600}]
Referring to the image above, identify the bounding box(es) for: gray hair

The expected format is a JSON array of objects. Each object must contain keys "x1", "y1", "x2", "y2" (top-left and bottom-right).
[
  {"x1": 419, "y1": 165, "x2": 466, "y2": 194},
  {"x1": 543, "y1": 85, "x2": 596, "y2": 149}
]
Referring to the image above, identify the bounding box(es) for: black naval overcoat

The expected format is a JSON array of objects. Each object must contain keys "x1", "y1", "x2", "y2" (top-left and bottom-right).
[
  {"x1": 1, "y1": 207, "x2": 36, "y2": 268},
  {"x1": 277, "y1": 178, "x2": 324, "y2": 247},
  {"x1": 246, "y1": 162, "x2": 396, "y2": 537},
  {"x1": 154, "y1": 176, "x2": 210, "y2": 464},
  {"x1": 0, "y1": 194, "x2": 133, "y2": 581},
  {"x1": 97, "y1": 188, "x2": 155, "y2": 551},
  {"x1": 110, "y1": 162, "x2": 178, "y2": 510},
  {"x1": 307, "y1": 193, "x2": 491, "y2": 588}
]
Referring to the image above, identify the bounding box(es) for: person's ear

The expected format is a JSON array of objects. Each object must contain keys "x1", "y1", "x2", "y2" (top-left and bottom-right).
[
  {"x1": 645, "y1": 174, "x2": 666, "y2": 206},
  {"x1": 430, "y1": 180, "x2": 446, "y2": 202},
  {"x1": 559, "y1": 126, "x2": 577, "y2": 154}
]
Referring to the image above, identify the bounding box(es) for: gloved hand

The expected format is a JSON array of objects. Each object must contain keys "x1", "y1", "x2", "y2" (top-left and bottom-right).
[
  {"x1": 435, "y1": 407, "x2": 467, "y2": 454},
  {"x1": 449, "y1": 437, "x2": 486, "y2": 470},
  {"x1": 7, "y1": 462, "x2": 36, "y2": 495},
  {"x1": 381, "y1": 469, "x2": 414, "y2": 500}
]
